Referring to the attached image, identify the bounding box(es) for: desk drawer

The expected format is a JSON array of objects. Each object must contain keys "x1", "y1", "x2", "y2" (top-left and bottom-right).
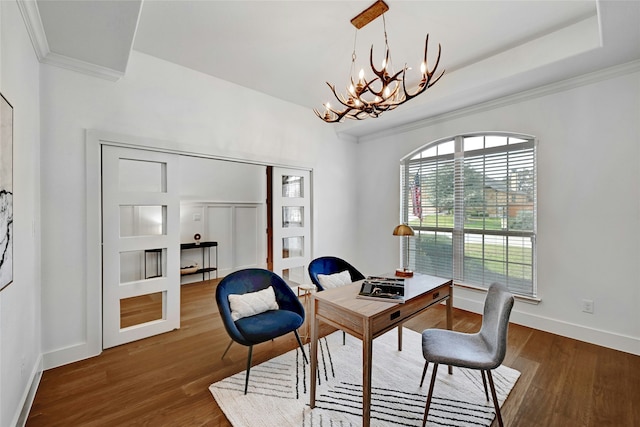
[
  {"x1": 371, "y1": 285, "x2": 450, "y2": 335},
  {"x1": 316, "y1": 302, "x2": 364, "y2": 336}
]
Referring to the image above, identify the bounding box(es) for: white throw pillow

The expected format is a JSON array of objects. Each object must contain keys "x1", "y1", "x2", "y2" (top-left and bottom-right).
[
  {"x1": 228, "y1": 286, "x2": 279, "y2": 321},
  {"x1": 317, "y1": 270, "x2": 352, "y2": 289}
]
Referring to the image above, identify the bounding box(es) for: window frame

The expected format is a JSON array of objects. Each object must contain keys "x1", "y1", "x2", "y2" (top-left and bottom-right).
[{"x1": 400, "y1": 132, "x2": 537, "y2": 297}]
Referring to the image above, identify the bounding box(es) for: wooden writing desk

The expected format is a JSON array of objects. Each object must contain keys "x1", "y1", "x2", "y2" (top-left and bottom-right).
[{"x1": 309, "y1": 273, "x2": 453, "y2": 427}]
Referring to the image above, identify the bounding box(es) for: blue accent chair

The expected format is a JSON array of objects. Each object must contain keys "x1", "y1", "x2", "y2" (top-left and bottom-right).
[
  {"x1": 215, "y1": 268, "x2": 308, "y2": 394},
  {"x1": 308, "y1": 256, "x2": 365, "y2": 291},
  {"x1": 308, "y1": 256, "x2": 365, "y2": 344},
  {"x1": 419, "y1": 282, "x2": 514, "y2": 427}
]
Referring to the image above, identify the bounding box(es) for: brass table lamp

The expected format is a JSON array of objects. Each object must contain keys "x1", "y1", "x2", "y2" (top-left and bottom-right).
[{"x1": 393, "y1": 223, "x2": 415, "y2": 277}]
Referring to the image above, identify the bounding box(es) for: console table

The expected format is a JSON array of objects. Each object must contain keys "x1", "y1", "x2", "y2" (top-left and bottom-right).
[{"x1": 180, "y1": 241, "x2": 218, "y2": 281}]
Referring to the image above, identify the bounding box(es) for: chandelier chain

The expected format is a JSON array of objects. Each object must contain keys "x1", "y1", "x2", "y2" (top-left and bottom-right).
[{"x1": 350, "y1": 28, "x2": 358, "y2": 77}]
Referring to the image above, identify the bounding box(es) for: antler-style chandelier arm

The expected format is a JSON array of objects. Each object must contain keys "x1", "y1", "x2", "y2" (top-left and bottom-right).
[
  {"x1": 423, "y1": 35, "x2": 444, "y2": 88},
  {"x1": 401, "y1": 35, "x2": 445, "y2": 102},
  {"x1": 314, "y1": 82, "x2": 375, "y2": 122},
  {"x1": 365, "y1": 46, "x2": 404, "y2": 99}
]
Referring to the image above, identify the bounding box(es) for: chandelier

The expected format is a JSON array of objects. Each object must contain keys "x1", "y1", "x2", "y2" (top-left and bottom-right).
[{"x1": 314, "y1": 0, "x2": 445, "y2": 123}]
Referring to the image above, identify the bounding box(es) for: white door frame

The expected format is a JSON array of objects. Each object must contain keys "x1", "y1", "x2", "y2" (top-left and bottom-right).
[{"x1": 80, "y1": 130, "x2": 313, "y2": 365}]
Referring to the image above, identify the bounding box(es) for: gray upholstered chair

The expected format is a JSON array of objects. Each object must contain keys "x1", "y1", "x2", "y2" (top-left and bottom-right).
[{"x1": 419, "y1": 282, "x2": 514, "y2": 427}]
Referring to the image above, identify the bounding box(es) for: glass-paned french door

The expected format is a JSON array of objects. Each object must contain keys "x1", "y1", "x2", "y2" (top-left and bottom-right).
[
  {"x1": 271, "y1": 167, "x2": 311, "y2": 286},
  {"x1": 102, "y1": 146, "x2": 180, "y2": 348}
]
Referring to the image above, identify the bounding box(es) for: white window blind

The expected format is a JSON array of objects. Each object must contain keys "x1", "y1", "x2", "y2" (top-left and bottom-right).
[{"x1": 401, "y1": 133, "x2": 537, "y2": 297}]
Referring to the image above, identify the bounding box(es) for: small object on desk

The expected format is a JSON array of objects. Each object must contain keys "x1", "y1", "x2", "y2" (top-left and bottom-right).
[
  {"x1": 367, "y1": 276, "x2": 405, "y2": 282},
  {"x1": 194, "y1": 233, "x2": 201, "y2": 245},
  {"x1": 357, "y1": 278, "x2": 405, "y2": 303},
  {"x1": 392, "y1": 223, "x2": 415, "y2": 277},
  {"x1": 395, "y1": 268, "x2": 414, "y2": 278}
]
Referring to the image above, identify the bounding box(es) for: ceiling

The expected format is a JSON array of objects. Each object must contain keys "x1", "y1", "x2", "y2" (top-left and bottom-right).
[{"x1": 29, "y1": 1, "x2": 640, "y2": 139}]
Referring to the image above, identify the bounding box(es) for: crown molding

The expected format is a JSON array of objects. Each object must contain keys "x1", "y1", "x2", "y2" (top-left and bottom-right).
[
  {"x1": 16, "y1": 0, "x2": 123, "y2": 82},
  {"x1": 40, "y1": 51, "x2": 124, "y2": 82},
  {"x1": 16, "y1": 0, "x2": 49, "y2": 61}
]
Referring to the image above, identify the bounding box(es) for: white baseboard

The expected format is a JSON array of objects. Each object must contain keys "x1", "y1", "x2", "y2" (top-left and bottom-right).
[
  {"x1": 13, "y1": 355, "x2": 43, "y2": 427},
  {"x1": 42, "y1": 341, "x2": 101, "y2": 370},
  {"x1": 453, "y1": 294, "x2": 640, "y2": 356}
]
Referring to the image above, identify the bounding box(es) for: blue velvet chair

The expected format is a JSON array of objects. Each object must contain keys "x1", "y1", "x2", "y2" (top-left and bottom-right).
[
  {"x1": 419, "y1": 282, "x2": 514, "y2": 427},
  {"x1": 308, "y1": 256, "x2": 365, "y2": 291},
  {"x1": 308, "y1": 256, "x2": 365, "y2": 344},
  {"x1": 215, "y1": 268, "x2": 307, "y2": 394}
]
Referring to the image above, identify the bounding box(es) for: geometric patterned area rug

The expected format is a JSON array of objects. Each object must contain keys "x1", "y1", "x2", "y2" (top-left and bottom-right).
[{"x1": 209, "y1": 328, "x2": 520, "y2": 426}]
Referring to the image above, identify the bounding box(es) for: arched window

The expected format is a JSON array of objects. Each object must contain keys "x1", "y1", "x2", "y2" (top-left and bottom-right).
[{"x1": 400, "y1": 133, "x2": 537, "y2": 297}]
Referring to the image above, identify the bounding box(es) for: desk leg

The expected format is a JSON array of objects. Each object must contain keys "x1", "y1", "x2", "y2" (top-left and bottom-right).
[
  {"x1": 446, "y1": 288, "x2": 453, "y2": 375},
  {"x1": 362, "y1": 322, "x2": 372, "y2": 427},
  {"x1": 310, "y1": 299, "x2": 318, "y2": 408},
  {"x1": 397, "y1": 324, "x2": 403, "y2": 351}
]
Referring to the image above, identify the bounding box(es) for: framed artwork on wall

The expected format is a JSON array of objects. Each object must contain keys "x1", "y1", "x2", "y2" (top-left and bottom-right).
[{"x1": 0, "y1": 92, "x2": 13, "y2": 291}]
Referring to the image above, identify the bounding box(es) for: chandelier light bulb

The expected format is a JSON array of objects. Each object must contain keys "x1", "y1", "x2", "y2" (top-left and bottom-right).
[
  {"x1": 358, "y1": 68, "x2": 365, "y2": 81},
  {"x1": 420, "y1": 61, "x2": 427, "y2": 74}
]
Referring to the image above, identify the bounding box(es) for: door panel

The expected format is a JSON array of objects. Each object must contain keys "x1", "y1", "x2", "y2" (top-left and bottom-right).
[
  {"x1": 272, "y1": 168, "x2": 311, "y2": 286},
  {"x1": 206, "y1": 206, "x2": 233, "y2": 272},
  {"x1": 102, "y1": 146, "x2": 180, "y2": 348},
  {"x1": 235, "y1": 206, "x2": 260, "y2": 268}
]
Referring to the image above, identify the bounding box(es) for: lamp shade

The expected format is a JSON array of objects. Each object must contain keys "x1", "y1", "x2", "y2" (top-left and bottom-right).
[{"x1": 392, "y1": 224, "x2": 415, "y2": 236}]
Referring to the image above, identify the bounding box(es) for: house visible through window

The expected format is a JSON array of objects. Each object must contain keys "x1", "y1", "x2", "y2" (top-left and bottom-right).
[{"x1": 401, "y1": 133, "x2": 537, "y2": 297}]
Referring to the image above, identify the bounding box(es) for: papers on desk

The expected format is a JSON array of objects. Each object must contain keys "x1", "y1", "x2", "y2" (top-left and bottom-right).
[{"x1": 357, "y1": 277, "x2": 405, "y2": 303}]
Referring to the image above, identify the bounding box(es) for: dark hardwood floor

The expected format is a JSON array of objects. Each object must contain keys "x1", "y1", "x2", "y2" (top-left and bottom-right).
[{"x1": 27, "y1": 280, "x2": 640, "y2": 426}]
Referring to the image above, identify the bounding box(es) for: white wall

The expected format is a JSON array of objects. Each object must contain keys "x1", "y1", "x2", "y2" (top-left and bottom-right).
[
  {"x1": 179, "y1": 155, "x2": 265, "y2": 202},
  {"x1": 354, "y1": 66, "x2": 640, "y2": 355},
  {"x1": 0, "y1": 1, "x2": 42, "y2": 426},
  {"x1": 39, "y1": 50, "x2": 360, "y2": 368}
]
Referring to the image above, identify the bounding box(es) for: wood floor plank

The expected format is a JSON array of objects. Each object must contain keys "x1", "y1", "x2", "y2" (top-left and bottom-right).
[
  {"x1": 27, "y1": 280, "x2": 640, "y2": 427},
  {"x1": 554, "y1": 339, "x2": 597, "y2": 425}
]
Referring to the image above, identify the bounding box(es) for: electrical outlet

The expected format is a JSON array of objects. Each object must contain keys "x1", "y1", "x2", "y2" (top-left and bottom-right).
[{"x1": 582, "y1": 299, "x2": 594, "y2": 314}]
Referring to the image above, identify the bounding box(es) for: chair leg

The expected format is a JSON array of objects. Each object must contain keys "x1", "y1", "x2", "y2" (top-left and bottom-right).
[
  {"x1": 342, "y1": 330, "x2": 346, "y2": 345},
  {"x1": 486, "y1": 370, "x2": 503, "y2": 427},
  {"x1": 422, "y1": 363, "x2": 439, "y2": 427},
  {"x1": 244, "y1": 345, "x2": 253, "y2": 395},
  {"x1": 481, "y1": 370, "x2": 490, "y2": 401},
  {"x1": 420, "y1": 361, "x2": 429, "y2": 387},
  {"x1": 293, "y1": 330, "x2": 309, "y2": 364},
  {"x1": 221, "y1": 340, "x2": 233, "y2": 359}
]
